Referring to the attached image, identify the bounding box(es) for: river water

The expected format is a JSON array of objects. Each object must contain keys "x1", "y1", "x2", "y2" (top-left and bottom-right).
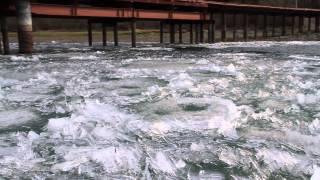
[{"x1": 0, "y1": 41, "x2": 319, "y2": 179}]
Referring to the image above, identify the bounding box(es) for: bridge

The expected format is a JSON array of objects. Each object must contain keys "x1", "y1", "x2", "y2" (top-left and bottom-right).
[{"x1": 1, "y1": 0, "x2": 320, "y2": 54}]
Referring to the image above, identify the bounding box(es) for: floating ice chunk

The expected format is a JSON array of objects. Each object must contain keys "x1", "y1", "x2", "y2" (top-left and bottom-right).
[
  {"x1": 256, "y1": 148, "x2": 302, "y2": 172},
  {"x1": 52, "y1": 156, "x2": 89, "y2": 172},
  {"x1": 309, "y1": 119, "x2": 320, "y2": 134},
  {"x1": 196, "y1": 59, "x2": 210, "y2": 65},
  {"x1": 151, "y1": 121, "x2": 171, "y2": 134},
  {"x1": 190, "y1": 142, "x2": 205, "y2": 151},
  {"x1": 311, "y1": 165, "x2": 320, "y2": 180},
  {"x1": 296, "y1": 93, "x2": 319, "y2": 105},
  {"x1": 143, "y1": 85, "x2": 163, "y2": 98},
  {"x1": 90, "y1": 147, "x2": 141, "y2": 173},
  {"x1": 169, "y1": 73, "x2": 195, "y2": 91},
  {"x1": 226, "y1": 64, "x2": 236, "y2": 74},
  {"x1": 150, "y1": 152, "x2": 176, "y2": 174},
  {"x1": 69, "y1": 55, "x2": 98, "y2": 60},
  {"x1": 0, "y1": 109, "x2": 37, "y2": 129},
  {"x1": 10, "y1": 55, "x2": 41, "y2": 61}
]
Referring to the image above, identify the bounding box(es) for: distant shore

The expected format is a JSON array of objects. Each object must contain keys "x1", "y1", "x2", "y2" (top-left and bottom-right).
[{"x1": 8, "y1": 29, "x2": 320, "y2": 44}]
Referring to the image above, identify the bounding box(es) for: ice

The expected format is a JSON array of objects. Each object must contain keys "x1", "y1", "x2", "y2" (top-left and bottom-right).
[
  {"x1": 311, "y1": 165, "x2": 320, "y2": 180},
  {"x1": 169, "y1": 73, "x2": 195, "y2": 92},
  {"x1": 309, "y1": 119, "x2": 320, "y2": 134},
  {"x1": 10, "y1": 55, "x2": 41, "y2": 61},
  {"x1": 150, "y1": 152, "x2": 176, "y2": 174},
  {"x1": 69, "y1": 55, "x2": 99, "y2": 60},
  {"x1": 0, "y1": 109, "x2": 37, "y2": 129}
]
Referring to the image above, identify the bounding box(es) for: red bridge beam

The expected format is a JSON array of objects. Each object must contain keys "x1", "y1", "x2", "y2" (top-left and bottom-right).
[{"x1": 30, "y1": 3, "x2": 203, "y2": 20}]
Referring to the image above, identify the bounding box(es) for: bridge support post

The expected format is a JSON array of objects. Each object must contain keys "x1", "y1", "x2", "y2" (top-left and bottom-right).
[
  {"x1": 232, "y1": 13, "x2": 236, "y2": 41},
  {"x1": 263, "y1": 15, "x2": 268, "y2": 38},
  {"x1": 308, "y1": 16, "x2": 311, "y2": 33},
  {"x1": 16, "y1": 0, "x2": 33, "y2": 54},
  {"x1": 200, "y1": 22, "x2": 204, "y2": 43},
  {"x1": 169, "y1": 22, "x2": 175, "y2": 44},
  {"x1": 88, "y1": 21, "x2": 92, "y2": 46},
  {"x1": 212, "y1": 21, "x2": 216, "y2": 43},
  {"x1": 113, "y1": 22, "x2": 118, "y2": 46},
  {"x1": 315, "y1": 16, "x2": 320, "y2": 33},
  {"x1": 281, "y1": 15, "x2": 286, "y2": 36},
  {"x1": 160, "y1": 22, "x2": 164, "y2": 44},
  {"x1": 271, "y1": 15, "x2": 276, "y2": 37},
  {"x1": 291, "y1": 16, "x2": 295, "y2": 35},
  {"x1": 243, "y1": 13, "x2": 248, "y2": 41},
  {"x1": 0, "y1": 17, "x2": 10, "y2": 55},
  {"x1": 195, "y1": 23, "x2": 199, "y2": 44},
  {"x1": 299, "y1": 16, "x2": 304, "y2": 33},
  {"x1": 190, "y1": 24, "x2": 193, "y2": 44},
  {"x1": 131, "y1": 20, "x2": 136, "y2": 47},
  {"x1": 179, "y1": 24, "x2": 183, "y2": 44},
  {"x1": 102, "y1": 23, "x2": 107, "y2": 46},
  {"x1": 254, "y1": 15, "x2": 258, "y2": 39},
  {"x1": 221, "y1": 12, "x2": 226, "y2": 42},
  {"x1": 208, "y1": 22, "x2": 212, "y2": 43}
]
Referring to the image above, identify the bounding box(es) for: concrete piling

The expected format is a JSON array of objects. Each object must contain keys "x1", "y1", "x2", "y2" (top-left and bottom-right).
[
  {"x1": 0, "y1": 17, "x2": 9, "y2": 54},
  {"x1": 179, "y1": 24, "x2": 183, "y2": 44},
  {"x1": 169, "y1": 22, "x2": 175, "y2": 44},
  {"x1": 113, "y1": 22, "x2": 118, "y2": 46},
  {"x1": 263, "y1": 15, "x2": 268, "y2": 38},
  {"x1": 190, "y1": 24, "x2": 193, "y2": 44},
  {"x1": 88, "y1": 21, "x2": 92, "y2": 46},
  {"x1": 291, "y1": 16, "x2": 295, "y2": 35},
  {"x1": 272, "y1": 15, "x2": 276, "y2": 37},
  {"x1": 221, "y1": 12, "x2": 226, "y2": 42},
  {"x1": 131, "y1": 20, "x2": 136, "y2": 47},
  {"x1": 160, "y1": 22, "x2": 164, "y2": 44},
  {"x1": 282, "y1": 15, "x2": 286, "y2": 36},
  {"x1": 243, "y1": 13, "x2": 248, "y2": 41},
  {"x1": 16, "y1": 0, "x2": 33, "y2": 54},
  {"x1": 299, "y1": 16, "x2": 304, "y2": 33},
  {"x1": 102, "y1": 23, "x2": 107, "y2": 46},
  {"x1": 232, "y1": 13, "x2": 236, "y2": 41},
  {"x1": 315, "y1": 16, "x2": 320, "y2": 33}
]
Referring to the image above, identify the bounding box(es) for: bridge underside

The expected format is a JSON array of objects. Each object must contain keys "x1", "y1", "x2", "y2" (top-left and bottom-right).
[{"x1": 1, "y1": 0, "x2": 320, "y2": 54}]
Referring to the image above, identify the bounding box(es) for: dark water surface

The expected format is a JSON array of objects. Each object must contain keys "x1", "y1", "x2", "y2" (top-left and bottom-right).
[{"x1": 0, "y1": 41, "x2": 320, "y2": 179}]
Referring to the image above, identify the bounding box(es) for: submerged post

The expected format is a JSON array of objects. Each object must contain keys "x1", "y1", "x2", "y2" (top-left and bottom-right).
[
  {"x1": 113, "y1": 22, "x2": 118, "y2": 46},
  {"x1": 281, "y1": 15, "x2": 286, "y2": 36},
  {"x1": 16, "y1": 0, "x2": 33, "y2": 54},
  {"x1": 200, "y1": 22, "x2": 204, "y2": 43},
  {"x1": 195, "y1": 23, "x2": 199, "y2": 44},
  {"x1": 263, "y1": 14, "x2": 268, "y2": 38},
  {"x1": 299, "y1": 16, "x2": 304, "y2": 33},
  {"x1": 179, "y1": 24, "x2": 183, "y2": 44},
  {"x1": 254, "y1": 15, "x2": 258, "y2": 39},
  {"x1": 131, "y1": 20, "x2": 136, "y2": 47},
  {"x1": 243, "y1": 13, "x2": 248, "y2": 41},
  {"x1": 232, "y1": 13, "x2": 236, "y2": 41},
  {"x1": 315, "y1": 16, "x2": 320, "y2": 33},
  {"x1": 271, "y1": 15, "x2": 276, "y2": 37},
  {"x1": 291, "y1": 16, "x2": 295, "y2": 35},
  {"x1": 160, "y1": 22, "x2": 164, "y2": 44},
  {"x1": 308, "y1": 16, "x2": 311, "y2": 33},
  {"x1": 0, "y1": 17, "x2": 10, "y2": 54},
  {"x1": 102, "y1": 23, "x2": 107, "y2": 46},
  {"x1": 88, "y1": 20, "x2": 92, "y2": 46},
  {"x1": 190, "y1": 23, "x2": 193, "y2": 44},
  {"x1": 169, "y1": 22, "x2": 175, "y2": 44},
  {"x1": 221, "y1": 12, "x2": 226, "y2": 42}
]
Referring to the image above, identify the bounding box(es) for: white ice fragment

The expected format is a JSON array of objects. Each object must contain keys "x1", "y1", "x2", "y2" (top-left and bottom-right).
[
  {"x1": 309, "y1": 119, "x2": 320, "y2": 134},
  {"x1": 311, "y1": 165, "x2": 320, "y2": 180},
  {"x1": 151, "y1": 152, "x2": 176, "y2": 174},
  {"x1": 169, "y1": 73, "x2": 195, "y2": 91},
  {"x1": 69, "y1": 55, "x2": 98, "y2": 60}
]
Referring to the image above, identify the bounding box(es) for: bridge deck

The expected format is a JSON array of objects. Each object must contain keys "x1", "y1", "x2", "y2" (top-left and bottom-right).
[{"x1": 4, "y1": 0, "x2": 320, "y2": 20}]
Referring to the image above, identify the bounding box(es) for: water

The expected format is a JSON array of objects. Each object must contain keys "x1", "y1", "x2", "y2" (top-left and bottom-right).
[{"x1": 0, "y1": 41, "x2": 319, "y2": 179}]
